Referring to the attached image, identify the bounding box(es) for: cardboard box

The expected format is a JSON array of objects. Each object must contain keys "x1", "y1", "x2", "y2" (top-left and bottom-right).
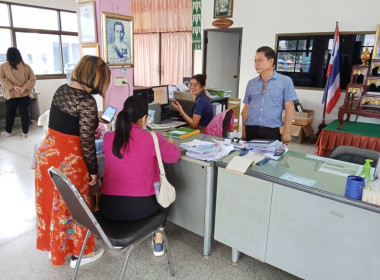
[
  {"x1": 228, "y1": 97, "x2": 241, "y2": 131},
  {"x1": 282, "y1": 109, "x2": 314, "y2": 126},
  {"x1": 280, "y1": 125, "x2": 314, "y2": 143}
]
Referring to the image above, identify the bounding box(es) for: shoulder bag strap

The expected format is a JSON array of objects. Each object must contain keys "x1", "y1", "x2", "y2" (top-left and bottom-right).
[{"x1": 150, "y1": 131, "x2": 166, "y2": 176}]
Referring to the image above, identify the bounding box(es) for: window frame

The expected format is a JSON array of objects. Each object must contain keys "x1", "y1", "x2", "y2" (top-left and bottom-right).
[
  {"x1": 0, "y1": 1, "x2": 78, "y2": 79},
  {"x1": 275, "y1": 31, "x2": 376, "y2": 90}
]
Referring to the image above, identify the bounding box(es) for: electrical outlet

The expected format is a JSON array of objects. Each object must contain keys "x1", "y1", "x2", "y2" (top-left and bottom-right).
[{"x1": 114, "y1": 77, "x2": 129, "y2": 86}]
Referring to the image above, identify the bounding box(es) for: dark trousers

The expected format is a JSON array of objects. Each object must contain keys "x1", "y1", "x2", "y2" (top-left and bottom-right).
[
  {"x1": 245, "y1": 125, "x2": 281, "y2": 141},
  {"x1": 5, "y1": 96, "x2": 31, "y2": 134},
  {"x1": 98, "y1": 194, "x2": 168, "y2": 227}
]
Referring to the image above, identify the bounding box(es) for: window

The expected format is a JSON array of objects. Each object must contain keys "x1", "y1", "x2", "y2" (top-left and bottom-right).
[
  {"x1": 275, "y1": 33, "x2": 376, "y2": 89},
  {"x1": 0, "y1": 2, "x2": 79, "y2": 78},
  {"x1": 132, "y1": 0, "x2": 192, "y2": 87},
  {"x1": 0, "y1": 3, "x2": 9, "y2": 26}
]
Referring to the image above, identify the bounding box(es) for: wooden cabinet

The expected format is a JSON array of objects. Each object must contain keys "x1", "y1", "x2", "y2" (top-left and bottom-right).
[{"x1": 228, "y1": 97, "x2": 241, "y2": 131}]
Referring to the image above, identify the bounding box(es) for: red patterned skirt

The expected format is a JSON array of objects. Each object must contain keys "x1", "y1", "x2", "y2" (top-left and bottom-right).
[{"x1": 35, "y1": 128, "x2": 95, "y2": 266}]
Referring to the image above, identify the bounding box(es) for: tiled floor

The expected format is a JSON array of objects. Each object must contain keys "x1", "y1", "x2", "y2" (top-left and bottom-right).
[{"x1": 0, "y1": 123, "x2": 313, "y2": 279}]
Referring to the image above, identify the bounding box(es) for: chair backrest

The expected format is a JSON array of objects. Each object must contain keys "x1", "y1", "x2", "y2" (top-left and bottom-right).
[
  {"x1": 48, "y1": 167, "x2": 113, "y2": 248},
  {"x1": 203, "y1": 109, "x2": 234, "y2": 138},
  {"x1": 328, "y1": 145, "x2": 380, "y2": 167}
]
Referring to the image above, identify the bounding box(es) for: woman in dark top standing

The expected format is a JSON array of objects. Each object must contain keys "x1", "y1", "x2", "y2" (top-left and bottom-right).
[
  {"x1": 171, "y1": 74, "x2": 213, "y2": 130},
  {"x1": 35, "y1": 55, "x2": 110, "y2": 267}
]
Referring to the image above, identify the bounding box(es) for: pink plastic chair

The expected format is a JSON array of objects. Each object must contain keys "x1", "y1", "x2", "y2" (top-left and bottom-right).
[{"x1": 203, "y1": 109, "x2": 234, "y2": 138}]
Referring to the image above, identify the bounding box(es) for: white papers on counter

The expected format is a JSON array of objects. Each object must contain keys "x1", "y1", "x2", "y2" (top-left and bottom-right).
[
  {"x1": 179, "y1": 139, "x2": 234, "y2": 161},
  {"x1": 244, "y1": 140, "x2": 281, "y2": 158},
  {"x1": 318, "y1": 159, "x2": 362, "y2": 177},
  {"x1": 280, "y1": 173, "x2": 316, "y2": 187},
  {"x1": 226, "y1": 156, "x2": 254, "y2": 175},
  {"x1": 225, "y1": 153, "x2": 267, "y2": 175}
]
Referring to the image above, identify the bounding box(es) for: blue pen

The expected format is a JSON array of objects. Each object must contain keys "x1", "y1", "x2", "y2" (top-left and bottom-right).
[{"x1": 256, "y1": 157, "x2": 270, "y2": 166}]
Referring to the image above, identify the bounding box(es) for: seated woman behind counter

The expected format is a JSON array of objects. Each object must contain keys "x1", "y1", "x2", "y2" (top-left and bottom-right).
[
  {"x1": 171, "y1": 74, "x2": 213, "y2": 131},
  {"x1": 99, "y1": 96, "x2": 181, "y2": 257}
]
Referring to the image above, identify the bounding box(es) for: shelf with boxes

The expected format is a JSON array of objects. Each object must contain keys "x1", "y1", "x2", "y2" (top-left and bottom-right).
[{"x1": 281, "y1": 109, "x2": 314, "y2": 143}]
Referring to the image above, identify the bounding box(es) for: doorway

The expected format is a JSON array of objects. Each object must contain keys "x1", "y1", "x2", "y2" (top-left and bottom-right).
[{"x1": 203, "y1": 28, "x2": 242, "y2": 98}]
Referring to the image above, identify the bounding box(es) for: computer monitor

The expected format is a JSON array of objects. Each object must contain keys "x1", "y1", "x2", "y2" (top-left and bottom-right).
[
  {"x1": 183, "y1": 77, "x2": 191, "y2": 86},
  {"x1": 133, "y1": 87, "x2": 150, "y2": 103},
  {"x1": 151, "y1": 85, "x2": 169, "y2": 106}
]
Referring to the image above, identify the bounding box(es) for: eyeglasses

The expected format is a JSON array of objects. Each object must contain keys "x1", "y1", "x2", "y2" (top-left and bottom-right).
[
  {"x1": 262, "y1": 81, "x2": 267, "y2": 95},
  {"x1": 189, "y1": 83, "x2": 200, "y2": 88}
]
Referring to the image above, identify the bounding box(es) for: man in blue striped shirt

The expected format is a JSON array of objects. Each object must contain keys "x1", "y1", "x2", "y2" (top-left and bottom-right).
[{"x1": 242, "y1": 46, "x2": 298, "y2": 144}]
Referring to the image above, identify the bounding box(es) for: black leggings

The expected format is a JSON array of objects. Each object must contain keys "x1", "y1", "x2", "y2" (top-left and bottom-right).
[
  {"x1": 5, "y1": 96, "x2": 31, "y2": 134},
  {"x1": 245, "y1": 125, "x2": 281, "y2": 141},
  {"x1": 98, "y1": 194, "x2": 167, "y2": 227}
]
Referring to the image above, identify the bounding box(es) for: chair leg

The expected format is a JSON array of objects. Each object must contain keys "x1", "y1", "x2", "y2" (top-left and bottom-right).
[
  {"x1": 119, "y1": 229, "x2": 175, "y2": 280},
  {"x1": 72, "y1": 230, "x2": 91, "y2": 280},
  {"x1": 160, "y1": 230, "x2": 175, "y2": 276},
  {"x1": 119, "y1": 245, "x2": 135, "y2": 280}
]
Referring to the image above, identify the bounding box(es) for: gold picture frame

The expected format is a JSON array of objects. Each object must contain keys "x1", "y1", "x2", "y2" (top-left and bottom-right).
[
  {"x1": 102, "y1": 12, "x2": 134, "y2": 67},
  {"x1": 372, "y1": 24, "x2": 380, "y2": 59},
  {"x1": 81, "y1": 44, "x2": 99, "y2": 57},
  {"x1": 214, "y1": 0, "x2": 234, "y2": 18},
  {"x1": 77, "y1": 0, "x2": 95, "y2": 3},
  {"x1": 77, "y1": 1, "x2": 97, "y2": 44}
]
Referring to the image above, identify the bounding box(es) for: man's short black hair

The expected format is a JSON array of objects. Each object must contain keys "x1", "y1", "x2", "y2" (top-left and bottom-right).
[{"x1": 256, "y1": 46, "x2": 276, "y2": 65}]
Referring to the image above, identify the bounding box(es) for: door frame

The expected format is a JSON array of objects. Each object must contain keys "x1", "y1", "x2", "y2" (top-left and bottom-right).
[{"x1": 203, "y1": 27, "x2": 243, "y2": 98}]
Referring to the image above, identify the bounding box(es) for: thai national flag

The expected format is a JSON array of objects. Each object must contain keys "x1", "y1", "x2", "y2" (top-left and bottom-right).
[{"x1": 322, "y1": 22, "x2": 341, "y2": 114}]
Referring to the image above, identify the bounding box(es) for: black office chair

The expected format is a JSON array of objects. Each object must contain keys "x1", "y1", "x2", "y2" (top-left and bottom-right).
[
  {"x1": 48, "y1": 167, "x2": 175, "y2": 280},
  {"x1": 328, "y1": 145, "x2": 380, "y2": 167}
]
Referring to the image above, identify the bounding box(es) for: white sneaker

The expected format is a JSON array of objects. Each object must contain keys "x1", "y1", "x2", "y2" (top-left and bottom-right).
[
  {"x1": 69, "y1": 247, "x2": 104, "y2": 268},
  {"x1": 21, "y1": 133, "x2": 28, "y2": 138},
  {"x1": 1, "y1": 131, "x2": 12, "y2": 137}
]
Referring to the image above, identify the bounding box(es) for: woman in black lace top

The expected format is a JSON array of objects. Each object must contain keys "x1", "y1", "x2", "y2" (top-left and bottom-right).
[{"x1": 35, "y1": 55, "x2": 111, "y2": 267}]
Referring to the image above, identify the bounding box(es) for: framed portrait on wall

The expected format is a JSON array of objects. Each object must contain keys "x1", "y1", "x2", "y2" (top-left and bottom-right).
[
  {"x1": 102, "y1": 12, "x2": 133, "y2": 67},
  {"x1": 372, "y1": 24, "x2": 380, "y2": 59},
  {"x1": 77, "y1": 2, "x2": 97, "y2": 44},
  {"x1": 81, "y1": 44, "x2": 99, "y2": 57},
  {"x1": 77, "y1": 0, "x2": 95, "y2": 3},
  {"x1": 214, "y1": 0, "x2": 233, "y2": 18}
]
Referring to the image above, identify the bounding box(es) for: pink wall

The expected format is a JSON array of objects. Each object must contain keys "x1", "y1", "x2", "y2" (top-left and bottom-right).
[{"x1": 96, "y1": 0, "x2": 133, "y2": 112}]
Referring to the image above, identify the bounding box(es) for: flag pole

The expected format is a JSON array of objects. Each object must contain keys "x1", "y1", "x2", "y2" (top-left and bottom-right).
[
  {"x1": 316, "y1": 78, "x2": 329, "y2": 138},
  {"x1": 316, "y1": 21, "x2": 338, "y2": 139}
]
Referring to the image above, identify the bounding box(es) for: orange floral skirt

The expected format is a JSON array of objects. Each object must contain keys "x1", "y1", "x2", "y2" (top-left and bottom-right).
[{"x1": 35, "y1": 128, "x2": 95, "y2": 266}]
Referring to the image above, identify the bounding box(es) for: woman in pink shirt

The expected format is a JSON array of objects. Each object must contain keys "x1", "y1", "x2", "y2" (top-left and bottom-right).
[{"x1": 99, "y1": 96, "x2": 180, "y2": 256}]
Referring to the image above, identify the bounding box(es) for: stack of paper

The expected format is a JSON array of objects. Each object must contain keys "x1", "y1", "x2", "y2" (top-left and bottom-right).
[
  {"x1": 179, "y1": 139, "x2": 234, "y2": 161},
  {"x1": 244, "y1": 140, "x2": 280, "y2": 157}
]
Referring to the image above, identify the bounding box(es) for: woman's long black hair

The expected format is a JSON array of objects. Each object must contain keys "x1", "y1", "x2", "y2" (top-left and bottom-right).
[
  {"x1": 112, "y1": 96, "x2": 148, "y2": 158},
  {"x1": 6, "y1": 47, "x2": 24, "y2": 70}
]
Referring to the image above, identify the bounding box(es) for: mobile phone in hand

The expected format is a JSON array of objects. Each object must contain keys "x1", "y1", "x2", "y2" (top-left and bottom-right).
[{"x1": 100, "y1": 105, "x2": 117, "y2": 123}]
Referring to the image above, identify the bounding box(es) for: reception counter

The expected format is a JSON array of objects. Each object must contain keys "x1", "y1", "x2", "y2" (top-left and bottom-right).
[{"x1": 214, "y1": 150, "x2": 380, "y2": 280}]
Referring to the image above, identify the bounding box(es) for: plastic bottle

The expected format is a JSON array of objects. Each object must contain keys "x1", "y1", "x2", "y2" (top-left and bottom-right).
[{"x1": 359, "y1": 159, "x2": 373, "y2": 187}]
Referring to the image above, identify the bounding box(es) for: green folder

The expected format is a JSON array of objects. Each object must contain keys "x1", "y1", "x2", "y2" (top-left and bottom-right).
[{"x1": 163, "y1": 127, "x2": 200, "y2": 139}]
